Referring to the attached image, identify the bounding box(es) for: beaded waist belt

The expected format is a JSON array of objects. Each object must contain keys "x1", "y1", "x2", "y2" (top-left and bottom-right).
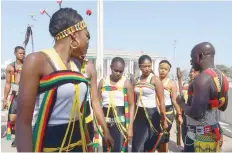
[
  {"x1": 105, "y1": 116, "x2": 125, "y2": 123},
  {"x1": 187, "y1": 123, "x2": 219, "y2": 135}
]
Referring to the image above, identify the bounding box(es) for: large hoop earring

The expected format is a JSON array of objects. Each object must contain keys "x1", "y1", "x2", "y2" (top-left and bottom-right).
[{"x1": 70, "y1": 39, "x2": 80, "y2": 49}]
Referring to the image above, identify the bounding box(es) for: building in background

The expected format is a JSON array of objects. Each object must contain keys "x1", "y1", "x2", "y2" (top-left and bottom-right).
[
  {"x1": 1, "y1": 68, "x2": 6, "y2": 80},
  {"x1": 85, "y1": 48, "x2": 166, "y2": 79},
  {"x1": 1, "y1": 59, "x2": 12, "y2": 80},
  {"x1": 0, "y1": 50, "x2": 166, "y2": 80}
]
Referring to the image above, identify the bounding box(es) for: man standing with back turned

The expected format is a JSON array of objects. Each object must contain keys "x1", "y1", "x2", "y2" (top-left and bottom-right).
[{"x1": 177, "y1": 42, "x2": 229, "y2": 152}]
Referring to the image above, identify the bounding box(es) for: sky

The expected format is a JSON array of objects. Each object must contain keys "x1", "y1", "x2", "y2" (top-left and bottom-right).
[{"x1": 1, "y1": 0, "x2": 232, "y2": 71}]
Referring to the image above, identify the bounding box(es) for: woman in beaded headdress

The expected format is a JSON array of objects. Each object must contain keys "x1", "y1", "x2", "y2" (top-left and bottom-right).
[
  {"x1": 98, "y1": 57, "x2": 135, "y2": 152},
  {"x1": 157, "y1": 60, "x2": 183, "y2": 152},
  {"x1": 16, "y1": 8, "x2": 113, "y2": 152},
  {"x1": 132, "y1": 55, "x2": 168, "y2": 152}
]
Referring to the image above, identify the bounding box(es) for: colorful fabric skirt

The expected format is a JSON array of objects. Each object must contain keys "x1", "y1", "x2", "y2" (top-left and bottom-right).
[
  {"x1": 184, "y1": 124, "x2": 223, "y2": 152},
  {"x1": 194, "y1": 133, "x2": 222, "y2": 152},
  {"x1": 6, "y1": 91, "x2": 17, "y2": 140}
]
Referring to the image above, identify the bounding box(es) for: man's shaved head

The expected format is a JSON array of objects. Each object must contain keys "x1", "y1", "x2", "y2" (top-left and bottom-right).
[
  {"x1": 191, "y1": 42, "x2": 215, "y2": 57},
  {"x1": 191, "y1": 42, "x2": 215, "y2": 71}
]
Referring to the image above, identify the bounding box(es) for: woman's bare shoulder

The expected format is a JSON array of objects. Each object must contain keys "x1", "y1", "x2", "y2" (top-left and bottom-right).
[
  {"x1": 23, "y1": 52, "x2": 48, "y2": 73},
  {"x1": 25, "y1": 52, "x2": 46, "y2": 63},
  {"x1": 151, "y1": 75, "x2": 161, "y2": 83}
]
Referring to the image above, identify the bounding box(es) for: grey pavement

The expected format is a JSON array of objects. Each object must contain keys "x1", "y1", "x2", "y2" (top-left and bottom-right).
[
  {"x1": 1, "y1": 80, "x2": 232, "y2": 152},
  {"x1": 220, "y1": 121, "x2": 232, "y2": 138},
  {"x1": 1, "y1": 109, "x2": 232, "y2": 152}
]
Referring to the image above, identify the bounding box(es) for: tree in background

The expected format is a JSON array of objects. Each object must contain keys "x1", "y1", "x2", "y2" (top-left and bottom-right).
[
  {"x1": 1, "y1": 68, "x2": 6, "y2": 79},
  {"x1": 216, "y1": 64, "x2": 232, "y2": 78},
  {"x1": 181, "y1": 69, "x2": 189, "y2": 80}
]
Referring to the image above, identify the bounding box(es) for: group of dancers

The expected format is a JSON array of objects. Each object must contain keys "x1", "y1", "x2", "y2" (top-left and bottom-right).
[{"x1": 2, "y1": 7, "x2": 229, "y2": 152}]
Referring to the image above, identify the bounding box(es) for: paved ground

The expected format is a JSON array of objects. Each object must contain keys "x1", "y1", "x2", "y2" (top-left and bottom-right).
[
  {"x1": 1, "y1": 80, "x2": 232, "y2": 152},
  {"x1": 1, "y1": 109, "x2": 232, "y2": 152}
]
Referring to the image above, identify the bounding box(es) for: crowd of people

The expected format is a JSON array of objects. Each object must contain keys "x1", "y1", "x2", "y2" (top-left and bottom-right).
[{"x1": 1, "y1": 7, "x2": 229, "y2": 152}]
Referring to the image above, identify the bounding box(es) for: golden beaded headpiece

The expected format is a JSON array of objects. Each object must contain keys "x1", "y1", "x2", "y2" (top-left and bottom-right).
[
  {"x1": 139, "y1": 63, "x2": 152, "y2": 66},
  {"x1": 40, "y1": 0, "x2": 92, "y2": 41},
  {"x1": 159, "y1": 63, "x2": 171, "y2": 69},
  {"x1": 55, "y1": 20, "x2": 87, "y2": 40}
]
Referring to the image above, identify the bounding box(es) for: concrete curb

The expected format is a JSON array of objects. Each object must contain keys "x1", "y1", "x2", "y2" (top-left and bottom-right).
[{"x1": 220, "y1": 121, "x2": 232, "y2": 138}]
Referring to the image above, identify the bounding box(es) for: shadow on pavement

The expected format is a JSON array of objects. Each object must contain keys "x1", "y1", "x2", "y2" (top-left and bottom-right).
[
  {"x1": 1, "y1": 125, "x2": 6, "y2": 138},
  {"x1": 168, "y1": 140, "x2": 183, "y2": 152}
]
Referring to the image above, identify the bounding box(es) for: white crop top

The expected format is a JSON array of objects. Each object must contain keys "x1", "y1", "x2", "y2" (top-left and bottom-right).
[
  {"x1": 134, "y1": 73, "x2": 157, "y2": 108},
  {"x1": 101, "y1": 75, "x2": 126, "y2": 107},
  {"x1": 32, "y1": 48, "x2": 87, "y2": 126},
  {"x1": 163, "y1": 79, "x2": 173, "y2": 106}
]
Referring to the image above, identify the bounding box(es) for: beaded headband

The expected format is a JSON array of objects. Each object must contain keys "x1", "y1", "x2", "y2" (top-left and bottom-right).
[
  {"x1": 40, "y1": 1, "x2": 92, "y2": 40},
  {"x1": 139, "y1": 63, "x2": 152, "y2": 66},
  {"x1": 159, "y1": 63, "x2": 171, "y2": 69},
  {"x1": 55, "y1": 20, "x2": 87, "y2": 40}
]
